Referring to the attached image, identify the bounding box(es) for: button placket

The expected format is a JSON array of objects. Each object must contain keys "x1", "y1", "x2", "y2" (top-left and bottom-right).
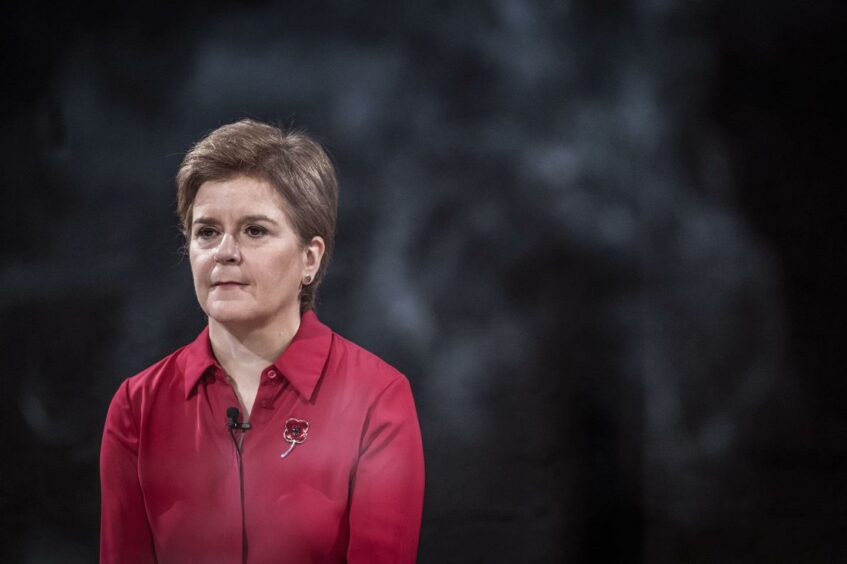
[{"x1": 255, "y1": 368, "x2": 278, "y2": 410}]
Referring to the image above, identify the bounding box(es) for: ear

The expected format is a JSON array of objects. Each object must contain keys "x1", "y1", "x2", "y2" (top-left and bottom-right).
[{"x1": 303, "y1": 236, "x2": 326, "y2": 279}]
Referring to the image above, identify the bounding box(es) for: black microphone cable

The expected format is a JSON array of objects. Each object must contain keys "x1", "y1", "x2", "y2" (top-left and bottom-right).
[
  {"x1": 226, "y1": 406, "x2": 250, "y2": 563},
  {"x1": 226, "y1": 406, "x2": 251, "y2": 453}
]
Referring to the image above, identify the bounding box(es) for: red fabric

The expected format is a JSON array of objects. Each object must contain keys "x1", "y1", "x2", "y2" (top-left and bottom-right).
[{"x1": 100, "y1": 311, "x2": 425, "y2": 564}]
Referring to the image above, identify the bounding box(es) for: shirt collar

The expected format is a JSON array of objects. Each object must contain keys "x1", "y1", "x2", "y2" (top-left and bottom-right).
[{"x1": 182, "y1": 310, "x2": 333, "y2": 402}]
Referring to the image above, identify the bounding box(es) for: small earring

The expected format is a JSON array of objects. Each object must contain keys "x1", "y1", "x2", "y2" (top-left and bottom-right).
[{"x1": 303, "y1": 274, "x2": 312, "y2": 285}]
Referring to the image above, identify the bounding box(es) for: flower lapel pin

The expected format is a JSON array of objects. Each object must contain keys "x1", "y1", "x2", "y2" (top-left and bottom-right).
[{"x1": 280, "y1": 418, "x2": 309, "y2": 459}]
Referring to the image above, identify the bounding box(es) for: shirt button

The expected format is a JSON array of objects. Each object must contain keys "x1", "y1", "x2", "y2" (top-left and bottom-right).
[
  {"x1": 260, "y1": 399, "x2": 272, "y2": 409},
  {"x1": 267, "y1": 369, "x2": 278, "y2": 379}
]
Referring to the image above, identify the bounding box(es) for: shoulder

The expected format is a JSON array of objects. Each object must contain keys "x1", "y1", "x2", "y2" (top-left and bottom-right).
[
  {"x1": 130, "y1": 342, "x2": 194, "y2": 391},
  {"x1": 324, "y1": 331, "x2": 421, "y2": 433},
  {"x1": 107, "y1": 342, "x2": 195, "y2": 416},
  {"x1": 328, "y1": 331, "x2": 412, "y2": 395}
]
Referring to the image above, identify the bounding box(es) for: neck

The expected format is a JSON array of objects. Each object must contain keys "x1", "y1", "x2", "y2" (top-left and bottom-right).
[{"x1": 208, "y1": 311, "x2": 302, "y2": 373}]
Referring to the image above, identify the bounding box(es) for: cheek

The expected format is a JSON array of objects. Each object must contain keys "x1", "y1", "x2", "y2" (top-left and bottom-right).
[
  {"x1": 262, "y1": 247, "x2": 302, "y2": 274},
  {"x1": 188, "y1": 250, "x2": 211, "y2": 283},
  {"x1": 278, "y1": 253, "x2": 305, "y2": 281}
]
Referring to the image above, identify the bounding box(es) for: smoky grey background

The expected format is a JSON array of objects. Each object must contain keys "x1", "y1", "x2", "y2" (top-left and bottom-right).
[{"x1": 2, "y1": 1, "x2": 844, "y2": 562}]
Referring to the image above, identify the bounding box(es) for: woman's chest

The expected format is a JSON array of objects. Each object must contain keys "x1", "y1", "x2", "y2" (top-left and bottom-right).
[{"x1": 136, "y1": 382, "x2": 363, "y2": 562}]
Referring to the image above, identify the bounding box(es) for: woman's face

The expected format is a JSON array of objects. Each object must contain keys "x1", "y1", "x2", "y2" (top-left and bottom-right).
[{"x1": 188, "y1": 176, "x2": 323, "y2": 330}]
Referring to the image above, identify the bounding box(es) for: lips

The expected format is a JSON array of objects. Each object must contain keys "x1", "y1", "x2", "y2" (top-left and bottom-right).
[{"x1": 212, "y1": 281, "x2": 246, "y2": 288}]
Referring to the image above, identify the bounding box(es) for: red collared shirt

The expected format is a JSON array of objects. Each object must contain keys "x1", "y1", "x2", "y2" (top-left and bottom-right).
[{"x1": 100, "y1": 311, "x2": 425, "y2": 564}]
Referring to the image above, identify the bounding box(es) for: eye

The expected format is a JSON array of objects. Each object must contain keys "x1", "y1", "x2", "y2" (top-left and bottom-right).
[
  {"x1": 245, "y1": 225, "x2": 268, "y2": 238},
  {"x1": 195, "y1": 226, "x2": 218, "y2": 239}
]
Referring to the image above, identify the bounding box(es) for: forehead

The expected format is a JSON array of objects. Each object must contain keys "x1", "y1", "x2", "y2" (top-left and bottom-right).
[{"x1": 192, "y1": 176, "x2": 288, "y2": 217}]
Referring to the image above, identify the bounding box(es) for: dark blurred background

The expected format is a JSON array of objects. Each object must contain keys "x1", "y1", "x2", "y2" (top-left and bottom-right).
[{"x1": 1, "y1": 1, "x2": 844, "y2": 562}]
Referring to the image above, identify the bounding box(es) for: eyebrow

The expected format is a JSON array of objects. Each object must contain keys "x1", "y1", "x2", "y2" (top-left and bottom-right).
[
  {"x1": 243, "y1": 215, "x2": 280, "y2": 225},
  {"x1": 192, "y1": 214, "x2": 280, "y2": 226}
]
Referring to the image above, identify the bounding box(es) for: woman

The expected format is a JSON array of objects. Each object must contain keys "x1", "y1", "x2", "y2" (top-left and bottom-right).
[{"x1": 100, "y1": 120, "x2": 425, "y2": 564}]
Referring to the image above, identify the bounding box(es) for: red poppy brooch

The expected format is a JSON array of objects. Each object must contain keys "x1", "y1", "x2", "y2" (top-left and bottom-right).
[{"x1": 280, "y1": 418, "x2": 309, "y2": 459}]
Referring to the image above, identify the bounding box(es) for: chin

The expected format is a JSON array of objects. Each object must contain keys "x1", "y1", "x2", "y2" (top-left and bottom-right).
[{"x1": 205, "y1": 303, "x2": 259, "y2": 325}]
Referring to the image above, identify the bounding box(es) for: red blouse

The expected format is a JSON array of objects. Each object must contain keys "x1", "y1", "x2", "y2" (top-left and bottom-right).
[{"x1": 100, "y1": 311, "x2": 425, "y2": 563}]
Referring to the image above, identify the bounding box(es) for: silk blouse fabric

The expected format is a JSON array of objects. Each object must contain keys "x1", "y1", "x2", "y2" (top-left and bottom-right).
[{"x1": 100, "y1": 311, "x2": 425, "y2": 564}]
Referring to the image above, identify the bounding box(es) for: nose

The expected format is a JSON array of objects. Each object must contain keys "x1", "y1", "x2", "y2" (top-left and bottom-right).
[{"x1": 213, "y1": 233, "x2": 241, "y2": 264}]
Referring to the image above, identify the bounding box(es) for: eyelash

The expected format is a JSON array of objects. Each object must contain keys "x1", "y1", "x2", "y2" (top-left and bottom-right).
[
  {"x1": 194, "y1": 226, "x2": 268, "y2": 239},
  {"x1": 196, "y1": 227, "x2": 217, "y2": 239},
  {"x1": 245, "y1": 225, "x2": 267, "y2": 238}
]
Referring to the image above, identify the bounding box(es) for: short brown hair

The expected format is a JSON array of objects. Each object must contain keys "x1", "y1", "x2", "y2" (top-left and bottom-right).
[{"x1": 176, "y1": 119, "x2": 338, "y2": 313}]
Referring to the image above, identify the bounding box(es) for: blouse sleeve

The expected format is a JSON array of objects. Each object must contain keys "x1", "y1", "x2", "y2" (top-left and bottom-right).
[
  {"x1": 100, "y1": 380, "x2": 157, "y2": 564},
  {"x1": 347, "y1": 376, "x2": 425, "y2": 563}
]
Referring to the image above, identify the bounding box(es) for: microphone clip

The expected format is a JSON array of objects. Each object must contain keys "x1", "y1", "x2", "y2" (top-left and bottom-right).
[{"x1": 226, "y1": 406, "x2": 252, "y2": 430}]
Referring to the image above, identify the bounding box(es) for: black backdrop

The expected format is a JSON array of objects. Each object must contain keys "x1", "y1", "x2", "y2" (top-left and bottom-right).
[{"x1": 2, "y1": 1, "x2": 845, "y2": 562}]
